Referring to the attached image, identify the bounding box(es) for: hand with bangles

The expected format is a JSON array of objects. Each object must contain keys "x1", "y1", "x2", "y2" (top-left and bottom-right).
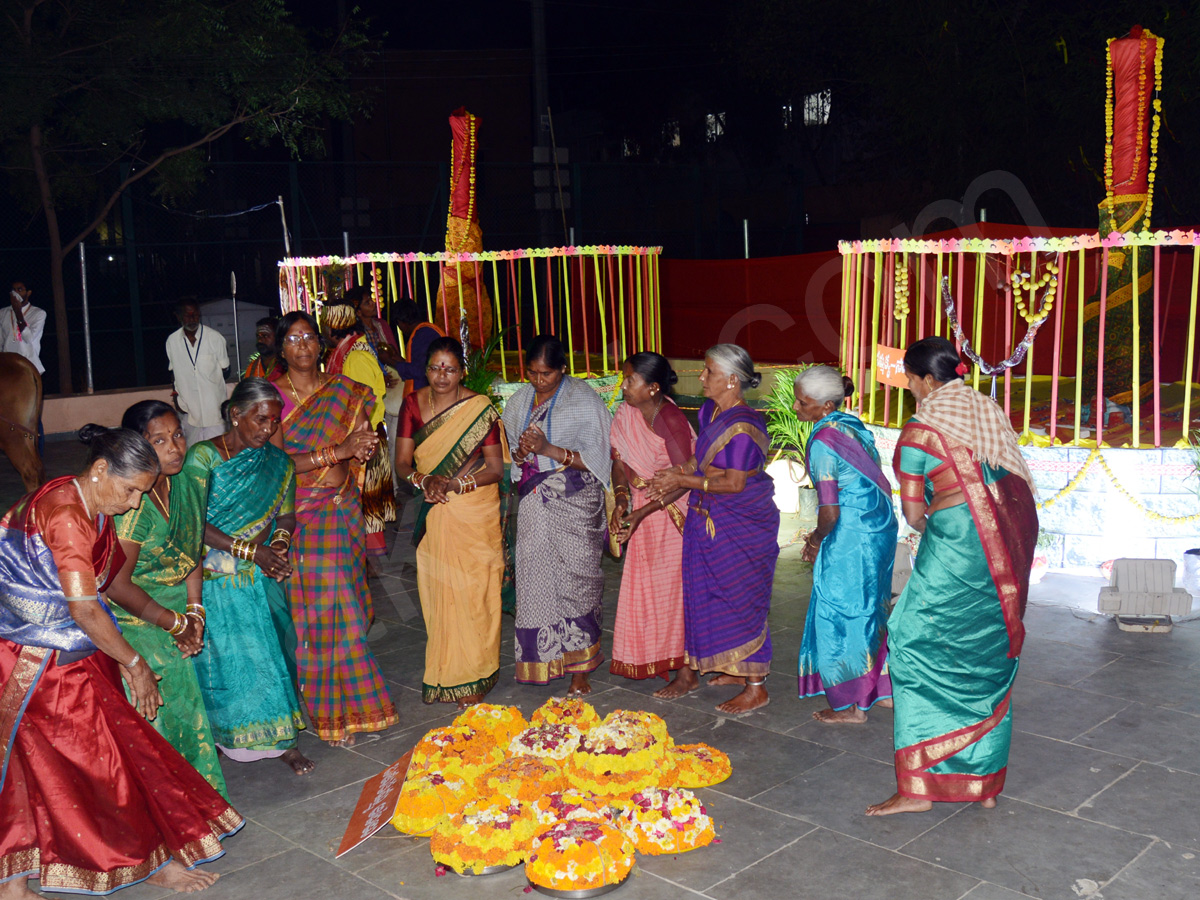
[
  {"x1": 645, "y1": 464, "x2": 685, "y2": 500},
  {"x1": 336, "y1": 421, "x2": 379, "y2": 464}
]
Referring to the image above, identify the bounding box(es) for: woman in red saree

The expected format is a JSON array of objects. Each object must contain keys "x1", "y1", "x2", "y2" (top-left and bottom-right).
[
  {"x1": 608, "y1": 352, "x2": 695, "y2": 683},
  {"x1": 0, "y1": 425, "x2": 241, "y2": 896},
  {"x1": 867, "y1": 337, "x2": 1038, "y2": 816}
]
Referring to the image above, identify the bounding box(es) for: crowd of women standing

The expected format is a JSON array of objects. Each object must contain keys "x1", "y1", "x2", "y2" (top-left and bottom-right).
[{"x1": 0, "y1": 318, "x2": 1037, "y2": 894}]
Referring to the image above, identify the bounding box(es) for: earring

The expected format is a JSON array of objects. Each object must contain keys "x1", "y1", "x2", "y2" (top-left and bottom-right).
[
  {"x1": 91, "y1": 476, "x2": 99, "y2": 482},
  {"x1": 232, "y1": 420, "x2": 239, "y2": 426}
]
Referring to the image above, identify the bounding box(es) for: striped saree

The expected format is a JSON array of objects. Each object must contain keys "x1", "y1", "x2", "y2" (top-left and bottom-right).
[
  {"x1": 277, "y1": 374, "x2": 398, "y2": 741},
  {"x1": 411, "y1": 395, "x2": 512, "y2": 703},
  {"x1": 890, "y1": 419, "x2": 1037, "y2": 802}
]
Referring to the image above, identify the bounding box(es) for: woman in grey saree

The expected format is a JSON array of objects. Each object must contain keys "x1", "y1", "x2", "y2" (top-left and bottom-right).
[{"x1": 502, "y1": 335, "x2": 613, "y2": 696}]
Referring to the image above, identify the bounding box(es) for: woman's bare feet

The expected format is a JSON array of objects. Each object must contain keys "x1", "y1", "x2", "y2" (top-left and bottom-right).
[
  {"x1": 812, "y1": 707, "x2": 867, "y2": 724},
  {"x1": 328, "y1": 734, "x2": 357, "y2": 748},
  {"x1": 566, "y1": 673, "x2": 591, "y2": 697},
  {"x1": 708, "y1": 673, "x2": 745, "y2": 687},
  {"x1": 653, "y1": 668, "x2": 700, "y2": 699},
  {"x1": 147, "y1": 860, "x2": 219, "y2": 893},
  {"x1": 715, "y1": 683, "x2": 769, "y2": 716},
  {"x1": 980, "y1": 797, "x2": 997, "y2": 809},
  {"x1": 456, "y1": 693, "x2": 484, "y2": 710},
  {"x1": 865, "y1": 792, "x2": 933, "y2": 816},
  {"x1": 876, "y1": 698, "x2": 894, "y2": 708},
  {"x1": 0, "y1": 875, "x2": 40, "y2": 898},
  {"x1": 281, "y1": 747, "x2": 316, "y2": 775}
]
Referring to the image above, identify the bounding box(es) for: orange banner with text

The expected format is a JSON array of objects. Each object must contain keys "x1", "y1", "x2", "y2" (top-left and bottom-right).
[{"x1": 875, "y1": 345, "x2": 908, "y2": 388}]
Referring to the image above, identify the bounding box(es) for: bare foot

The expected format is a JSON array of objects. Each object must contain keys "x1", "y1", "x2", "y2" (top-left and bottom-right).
[
  {"x1": 456, "y1": 693, "x2": 484, "y2": 710},
  {"x1": 147, "y1": 860, "x2": 219, "y2": 893},
  {"x1": 0, "y1": 875, "x2": 40, "y2": 898},
  {"x1": 566, "y1": 673, "x2": 591, "y2": 697},
  {"x1": 980, "y1": 797, "x2": 997, "y2": 809},
  {"x1": 876, "y1": 698, "x2": 894, "y2": 708},
  {"x1": 812, "y1": 707, "x2": 867, "y2": 725},
  {"x1": 653, "y1": 668, "x2": 700, "y2": 700},
  {"x1": 281, "y1": 747, "x2": 316, "y2": 775},
  {"x1": 328, "y1": 734, "x2": 357, "y2": 748},
  {"x1": 715, "y1": 684, "x2": 769, "y2": 717},
  {"x1": 708, "y1": 673, "x2": 745, "y2": 687},
  {"x1": 865, "y1": 792, "x2": 933, "y2": 816}
]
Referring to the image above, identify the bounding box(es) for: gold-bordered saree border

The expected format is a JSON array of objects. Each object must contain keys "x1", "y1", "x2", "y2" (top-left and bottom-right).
[
  {"x1": 894, "y1": 423, "x2": 1027, "y2": 659},
  {"x1": 627, "y1": 470, "x2": 686, "y2": 535},
  {"x1": 281, "y1": 375, "x2": 369, "y2": 491},
  {"x1": 697, "y1": 423, "x2": 770, "y2": 473},
  {"x1": 413, "y1": 395, "x2": 502, "y2": 477},
  {"x1": 0, "y1": 645, "x2": 51, "y2": 793},
  {"x1": 894, "y1": 688, "x2": 1012, "y2": 802}
]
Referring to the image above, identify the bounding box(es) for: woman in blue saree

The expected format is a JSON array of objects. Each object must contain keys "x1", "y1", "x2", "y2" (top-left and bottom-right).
[
  {"x1": 867, "y1": 337, "x2": 1037, "y2": 816},
  {"x1": 184, "y1": 378, "x2": 312, "y2": 776},
  {"x1": 792, "y1": 366, "x2": 896, "y2": 723},
  {"x1": 648, "y1": 344, "x2": 779, "y2": 716}
]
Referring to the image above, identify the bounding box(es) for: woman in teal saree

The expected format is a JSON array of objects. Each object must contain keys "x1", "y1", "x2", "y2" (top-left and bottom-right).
[
  {"x1": 867, "y1": 337, "x2": 1037, "y2": 816},
  {"x1": 184, "y1": 378, "x2": 313, "y2": 776}
]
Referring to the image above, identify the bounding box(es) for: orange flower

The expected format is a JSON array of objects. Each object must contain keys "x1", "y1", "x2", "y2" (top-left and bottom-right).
[
  {"x1": 616, "y1": 787, "x2": 716, "y2": 855},
  {"x1": 525, "y1": 819, "x2": 634, "y2": 891},
  {"x1": 669, "y1": 743, "x2": 732, "y2": 789},
  {"x1": 530, "y1": 696, "x2": 601, "y2": 732}
]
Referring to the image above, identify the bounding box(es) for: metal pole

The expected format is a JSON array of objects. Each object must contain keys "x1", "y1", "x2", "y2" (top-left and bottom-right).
[
  {"x1": 743, "y1": 219, "x2": 750, "y2": 259},
  {"x1": 79, "y1": 243, "x2": 94, "y2": 394},
  {"x1": 343, "y1": 231, "x2": 350, "y2": 258},
  {"x1": 277, "y1": 196, "x2": 292, "y2": 256},
  {"x1": 230, "y1": 272, "x2": 240, "y2": 375}
]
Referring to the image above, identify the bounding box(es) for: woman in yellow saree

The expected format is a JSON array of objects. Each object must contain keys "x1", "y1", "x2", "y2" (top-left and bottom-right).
[{"x1": 394, "y1": 337, "x2": 513, "y2": 708}]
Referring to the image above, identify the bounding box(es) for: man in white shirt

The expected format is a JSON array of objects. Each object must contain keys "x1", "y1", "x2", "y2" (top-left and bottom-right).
[
  {"x1": 165, "y1": 299, "x2": 229, "y2": 444},
  {"x1": 1, "y1": 281, "x2": 46, "y2": 374}
]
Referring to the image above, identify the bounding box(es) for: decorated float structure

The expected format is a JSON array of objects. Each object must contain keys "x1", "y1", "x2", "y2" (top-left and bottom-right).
[
  {"x1": 839, "y1": 27, "x2": 1200, "y2": 571},
  {"x1": 277, "y1": 108, "x2": 662, "y2": 411}
]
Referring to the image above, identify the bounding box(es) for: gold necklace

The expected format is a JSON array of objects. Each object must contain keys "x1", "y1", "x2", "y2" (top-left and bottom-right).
[
  {"x1": 426, "y1": 385, "x2": 461, "y2": 420},
  {"x1": 150, "y1": 480, "x2": 170, "y2": 516},
  {"x1": 220, "y1": 434, "x2": 233, "y2": 459},
  {"x1": 284, "y1": 371, "x2": 304, "y2": 407},
  {"x1": 647, "y1": 396, "x2": 666, "y2": 427}
]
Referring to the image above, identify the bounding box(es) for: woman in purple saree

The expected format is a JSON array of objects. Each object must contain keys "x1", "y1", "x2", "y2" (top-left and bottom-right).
[{"x1": 648, "y1": 344, "x2": 780, "y2": 715}]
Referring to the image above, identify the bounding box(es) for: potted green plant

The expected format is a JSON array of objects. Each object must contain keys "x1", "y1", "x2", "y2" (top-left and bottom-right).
[
  {"x1": 761, "y1": 366, "x2": 817, "y2": 515},
  {"x1": 461, "y1": 328, "x2": 509, "y2": 411}
]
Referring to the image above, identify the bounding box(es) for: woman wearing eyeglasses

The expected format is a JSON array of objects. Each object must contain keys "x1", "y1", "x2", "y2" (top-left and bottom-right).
[
  {"x1": 269, "y1": 311, "x2": 398, "y2": 746},
  {"x1": 393, "y1": 337, "x2": 513, "y2": 708}
]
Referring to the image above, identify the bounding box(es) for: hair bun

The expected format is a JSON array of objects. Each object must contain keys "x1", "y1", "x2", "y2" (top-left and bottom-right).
[
  {"x1": 748, "y1": 372, "x2": 762, "y2": 389},
  {"x1": 667, "y1": 369, "x2": 679, "y2": 387},
  {"x1": 220, "y1": 399, "x2": 232, "y2": 420},
  {"x1": 842, "y1": 375, "x2": 855, "y2": 398},
  {"x1": 77, "y1": 423, "x2": 109, "y2": 445}
]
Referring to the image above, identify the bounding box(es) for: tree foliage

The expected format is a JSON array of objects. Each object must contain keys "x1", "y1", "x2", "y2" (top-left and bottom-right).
[{"x1": 0, "y1": 0, "x2": 375, "y2": 392}]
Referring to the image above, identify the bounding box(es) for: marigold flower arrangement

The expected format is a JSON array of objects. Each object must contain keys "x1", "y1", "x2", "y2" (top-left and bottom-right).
[
  {"x1": 525, "y1": 819, "x2": 635, "y2": 891},
  {"x1": 669, "y1": 743, "x2": 732, "y2": 789},
  {"x1": 452, "y1": 704, "x2": 529, "y2": 746},
  {"x1": 602, "y1": 709, "x2": 673, "y2": 748},
  {"x1": 408, "y1": 724, "x2": 504, "y2": 782},
  {"x1": 429, "y1": 796, "x2": 537, "y2": 874},
  {"x1": 390, "y1": 771, "x2": 474, "y2": 836},
  {"x1": 566, "y1": 719, "x2": 667, "y2": 800},
  {"x1": 530, "y1": 696, "x2": 601, "y2": 732},
  {"x1": 530, "y1": 789, "x2": 621, "y2": 830},
  {"x1": 475, "y1": 756, "x2": 567, "y2": 801},
  {"x1": 616, "y1": 787, "x2": 715, "y2": 855},
  {"x1": 509, "y1": 723, "x2": 583, "y2": 761}
]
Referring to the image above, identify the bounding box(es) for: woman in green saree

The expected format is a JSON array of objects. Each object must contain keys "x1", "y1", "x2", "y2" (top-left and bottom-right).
[
  {"x1": 108, "y1": 400, "x2": 226, "y2": 795},
  {"x1": 184, "y1": 378, "x2": 314, "y2": 776},
  {"x1": 394, "y1": 337, "x2": 513, "y2": 708}
]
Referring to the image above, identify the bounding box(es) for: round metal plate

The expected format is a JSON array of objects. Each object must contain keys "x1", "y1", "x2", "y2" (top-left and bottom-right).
[
  {"x1": 528, "y1": 871, "x2": 630, "y2": 898},
  {"x1": 454, "y1": 863, "x2": 520, "y2": 877}
]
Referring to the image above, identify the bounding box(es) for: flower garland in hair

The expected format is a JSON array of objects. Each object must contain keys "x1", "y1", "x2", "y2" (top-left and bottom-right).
[{"x1": 940, "y1": 276, "x2": 1051, "y2": 398}]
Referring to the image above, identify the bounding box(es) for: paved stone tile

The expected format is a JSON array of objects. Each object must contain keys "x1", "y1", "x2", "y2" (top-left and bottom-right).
[
  {"x1": 206, "y1": 819, "x2": 298, "y2": 876},
  {"x1": 634, "y1": 792, "x2": 815, "y2": 892},
  {"x1": 1010, "y1": 678, "x2": 1130, "y2": 742},
  {"x1": 368, "y1": 623, "x2": 429, "y2": 660},
  {"x1": 902, "y1": 798, "x2": 1150, "y2": 900},
  {"x1": 1077, "y1": 763, "x2": 1200, "y2": 851},
  {"x1": 582, "y1": 684, "x2": 723, "y2": 737},
  {"x1": 1101, "y1": 839, "x2": 1200, "y2": 900},
  {"x1": 1003, "y1": 731, "x2": 1139, "y2": 813},
  {"x1": 1072, "y1": 656, "x2": 1200, "y2": 715},
  {"x1": 218, "y1": 730, "x2": 391, "y2": 819},
  {"x1": 706, "y1": 827, "x2": 978, "y2": 900},
  {"x1": 1072, "y1": 704, "x2": 1200, "y2": 774},
  {"x1": 671, "y1": 719, "x2": 840, "y2": 800},
  {"x1": 957, "y1": 883, "x2": 1037, "y2": 900},
  {"x1": 1022, "y1": 604, "x2": 1117, "y2": 648},
  {"x1": 1016, "y1": 636, "x2": 1123, "y2": 687},
  {"x1": 185, "y1": 847, "x2": 403, "y2": 900},
  {"x1": 787, "y1": 703, "x2": 897, "y2": 764},
  {"x1": 749, "y1": 752, "x2": 966, "y2": 851},
  {"x1": 356, "y1": 845, "x2": 528, "y2": 900},
  {"x1": 1102, "y1": 621, "x2": 1200, "y2": 669}
]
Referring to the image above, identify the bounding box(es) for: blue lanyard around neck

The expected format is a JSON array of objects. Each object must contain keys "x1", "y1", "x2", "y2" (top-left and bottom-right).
[{"x1": 522, "y1": 377, "x2": 565, "y2": 446}]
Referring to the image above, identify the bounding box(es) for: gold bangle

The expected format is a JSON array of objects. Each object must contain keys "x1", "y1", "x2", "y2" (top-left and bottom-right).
[
  {"x1": 702, "y1": 477, "x2": 710, "y2": 493},
  {"x1": 166, "y1": 611, "x2": 187, "y2": 636},
  {"x1": 659, "y1": 497, "x2": 667, "y2": 509}
]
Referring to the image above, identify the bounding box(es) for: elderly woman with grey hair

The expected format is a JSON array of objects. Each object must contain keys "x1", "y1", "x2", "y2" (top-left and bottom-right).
[
  {"x1": 647, "y1": 343, "x2": 779, "y2": 716},
  {"x1": 793, "y1": 366, "x2": 897, "y2": 723}
]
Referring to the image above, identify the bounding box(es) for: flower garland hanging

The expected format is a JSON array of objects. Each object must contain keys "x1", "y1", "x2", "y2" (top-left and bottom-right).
[
  {"x1": 941, "y1": 276, "x2": 1051, "y2": 399},
  {"x1": 1010, "y1": 259, "x2": 1059, "y2": 325},
  {"x1": 446, "y1": 112, "x2": 477, "y2": 252},
  {"x1": 893, "y1": 257, "x2": 911, "y2": 321},
  {"x1": 1145, "y1": 33, "x2": 1164, "y2": 227},
  {"x1": 1103, "y1": 37, "x2": 1115, "y2": 232}
]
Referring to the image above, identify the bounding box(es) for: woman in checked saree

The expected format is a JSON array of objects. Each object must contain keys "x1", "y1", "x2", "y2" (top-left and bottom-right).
[
  {"x1": 867, "y1": 337, "x2": 1037, "y2": 816},
  {"x1": 394, "y1": 337, "x2": 512, "y2": 709},
  {"x1": 183, "y1": 378, "x2": 312, "y2": 775}
]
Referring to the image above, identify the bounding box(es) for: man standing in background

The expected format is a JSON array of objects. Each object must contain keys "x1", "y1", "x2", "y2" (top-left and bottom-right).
[
  {"x1": 2, "y1": 280, "x2": 46, "y2": 452},
  {"x1": 166, "y1": 299, "x2": 229, "y2": 444},
  {"x1": 242, "y1": 316, "x2": 280, "y2": 379}
]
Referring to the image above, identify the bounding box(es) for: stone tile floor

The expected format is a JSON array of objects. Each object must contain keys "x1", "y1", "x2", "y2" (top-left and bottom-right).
[{"x1": 6, "y1": 443, "x2": 1200, "y2": 900}]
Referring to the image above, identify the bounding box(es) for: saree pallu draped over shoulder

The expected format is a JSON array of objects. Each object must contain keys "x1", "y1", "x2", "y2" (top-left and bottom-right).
[
  {"x1": 682, "y1": 401, "x2": 779, "y2": 678},
  {"x1": 798, "y1": 410, "x2": 897, "y2": 711},
  {"x1": 889, "y1": 420, "x2": 1038, "y2": 802},
  {"x1": 412, "y1": 394, "x2": 512, "y2": 703},
  {"x1": 0, "y1": 479, "x2": 242, "y2": 894},
  {"x1": 278, "y1": 374, "x2": 398, "y2": 741},
  {"x1": 186, "y1": 441, "x2": 306, "y2": 758}
]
